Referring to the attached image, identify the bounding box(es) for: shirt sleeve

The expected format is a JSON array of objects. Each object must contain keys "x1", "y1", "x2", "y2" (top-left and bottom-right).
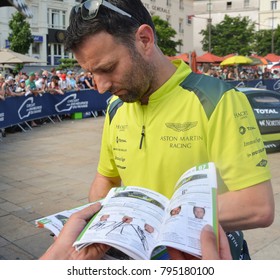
[{"x1": 208, "y1": 89, "x2": 271, "y2": 193}]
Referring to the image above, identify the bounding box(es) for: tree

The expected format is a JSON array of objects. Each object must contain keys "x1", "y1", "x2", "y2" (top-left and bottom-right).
[
  {"x1": 8, "y1": 12, "x2": 33, "y2": 54},
  {"x1": 200, "y1": 15, "x2": 255, "y2": 56},
  {"x1": 152, "y1": 16, "x2": 182, "y2": 56},
  {"x1": 56, "y1": 58, "x2": 80, "y2": 71},
  {"x1": 253, "y1": 29, "x2": 274, "y2": 56},
  {"x1": 253, "y1": 25, "x2": 280, "y2": 55}
]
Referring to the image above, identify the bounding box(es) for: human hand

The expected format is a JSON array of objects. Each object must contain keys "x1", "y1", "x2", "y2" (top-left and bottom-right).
[
  {"x1": 167, "y1": 224, "x2": 232, "y2": 260},
  {"x1": 40, "y1": 203, "x2": 110, "y2": 260}
]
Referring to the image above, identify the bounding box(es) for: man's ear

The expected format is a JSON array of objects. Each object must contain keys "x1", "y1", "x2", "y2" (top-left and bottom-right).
[{"x1": 135, "y1": 24, "x2": 155, "y2": 54}]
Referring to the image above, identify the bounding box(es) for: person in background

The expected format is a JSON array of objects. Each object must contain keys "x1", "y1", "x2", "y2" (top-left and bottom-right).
[
  {"x1": 77, "y1": 72, "x2": 85, "y2": 89},
  {"x1": 35, "y1": 75, "x2": 48, "y2": 92},
  {"x1": 67, "y1": 71, "x2": 79, "y2": 90},
  {"x1": 202, "y1": 64, "x2": 212, "y2": 76},
  {"x1": 83, "y1": 71, "x2": 95, "y2": 89},
  {"x1": 64, "y1": 0, "x2": 274, "y2": 259},
  {"x1": 48, "y1": 75, "x2": 64, "y2": 95},
  {"x1": 25, "y1": 72, "x2": 45, "y2": 96},
  {"x1": 1, "y1": 76, "x2": 17, "y2": 97},
  {"x1": 263, "y1": 67, "x2": 272, "y2": 79},
  {"x1": 0, "y1": 74, "x2": 5, "y2": 100},
  {"x1": 14, "y1": 79, "x2": 27, "y2": 96},
  {"x1": 60, "y1": 73, "x2": 70, "y2": 91}
]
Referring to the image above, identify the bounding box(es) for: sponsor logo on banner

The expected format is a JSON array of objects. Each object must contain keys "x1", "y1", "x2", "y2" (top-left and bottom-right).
[
  {"x1": 273, "y1": 79, "x2": 280, "y2": 91},
  {"x1": 0, "y1": 112, "x2": 4, "y2": 122},
  {"x1": 254, "y1": 108, "x2": 279, "y2": 114},
  {"x1": 259, "y1": 119, "x2": 280, "y2": 126},
  {"x1": 55, "y1": 94, "x2": 89, "y2": 112},
  {"x1": 255, "y1": 81, "x2": 265, "y2": 88},
  {"x1": 18, "y1": 97, "x2": 43, "y2": 119},
  {"x1": 236, "y1": 81, "x2": 245, "y2": 87}
]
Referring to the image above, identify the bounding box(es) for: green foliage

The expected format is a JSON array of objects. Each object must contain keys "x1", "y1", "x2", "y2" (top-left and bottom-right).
[
  {"x1": 56, "y1": 58, "x2": 79, "y2": 71},
  {"x1": 273, "y1": 26, "x2": 280, "y2": 54},
  {"x1": 253, "y1": 25, "x2": 280, "y2": 55},
  {"x1": 253, "y1": 29, "x2": 274, "y2": 55},
  {"x1": 200, "y1": 15, "x2": 256, "y2": 56},
  {"x1": 152, "y1": 16, "x2": 182, "y2": 56},
  {"x1": 8, "y1": 12, "x2": 33, "y2": 54}
]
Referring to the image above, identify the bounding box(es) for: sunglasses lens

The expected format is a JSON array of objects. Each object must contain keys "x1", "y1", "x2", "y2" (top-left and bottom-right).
[{"x1": 82, "y1": 0, "x2": 101, "y2": 20}]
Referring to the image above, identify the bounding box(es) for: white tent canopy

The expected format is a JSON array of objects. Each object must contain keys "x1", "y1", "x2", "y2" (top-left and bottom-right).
[{"x1": 0, "y1": 48, "x2": 45, "y2": 64}]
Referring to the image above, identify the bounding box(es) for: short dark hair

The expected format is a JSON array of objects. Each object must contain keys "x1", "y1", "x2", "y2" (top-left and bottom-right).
[{"x1": 64, "y1": 0, "x2": 156, "y2": 52}]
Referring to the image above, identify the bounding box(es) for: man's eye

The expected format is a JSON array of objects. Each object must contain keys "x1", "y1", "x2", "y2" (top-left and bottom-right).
[{"x1": 102, "y1": 66, "x2": 114, "y2": 73}]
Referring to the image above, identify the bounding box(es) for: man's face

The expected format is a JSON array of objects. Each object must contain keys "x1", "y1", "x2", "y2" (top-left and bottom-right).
[
  {"x1": 194, "y1": 207, "x2": 205, "y2": 219},
  {"x1": 73, "y1": 31, "x2": 155, "y2": 103}
]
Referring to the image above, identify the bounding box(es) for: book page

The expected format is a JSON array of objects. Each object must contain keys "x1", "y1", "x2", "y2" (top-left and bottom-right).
[
  {"x1": 35, "y1": 202, "x2": 99, "y2": 236},
  {"x1": 73, "y1": 186, "x2": 169, "y2": 260},
  {"x1": 157, "y1": 162, "x2": 218, "y2": 258}
]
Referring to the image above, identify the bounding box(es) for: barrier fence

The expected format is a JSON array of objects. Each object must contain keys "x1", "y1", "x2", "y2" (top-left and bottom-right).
[
  {"x1": 226, "y1": 78, "x2": 280, "y2": 91},
  {"x1": 0, "y1": 89, "x2": 112, "y2": 129},
  {"x1": 1, "y1": 79, "x2": 280, "y2": 130}
]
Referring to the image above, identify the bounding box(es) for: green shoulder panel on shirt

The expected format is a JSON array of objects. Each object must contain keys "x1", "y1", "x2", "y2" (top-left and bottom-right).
[
  {"x1": 180, "y1": 72, "x2": 235, "y2": 119},
  {"x1": 108, "y1": 98, "x2": 124, "y2": 124}
]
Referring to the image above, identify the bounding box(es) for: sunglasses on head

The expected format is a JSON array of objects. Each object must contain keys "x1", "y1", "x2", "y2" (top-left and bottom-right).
[{"x1": 71, "y1": 0, "x2": 135, "y2": 21}]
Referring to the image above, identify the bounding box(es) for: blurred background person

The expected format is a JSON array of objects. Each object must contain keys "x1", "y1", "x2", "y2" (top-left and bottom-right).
[{"x1": 49, "y1": 75, "x2": 64, "y2": 95}]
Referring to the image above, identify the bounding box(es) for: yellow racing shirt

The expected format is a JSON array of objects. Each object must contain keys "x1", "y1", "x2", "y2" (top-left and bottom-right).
[{"x1": 98, "y1": 60, "x2": 271, "y2": 199}]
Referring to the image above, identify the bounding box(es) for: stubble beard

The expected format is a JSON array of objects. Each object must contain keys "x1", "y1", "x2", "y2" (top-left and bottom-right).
[{"x1": 118, "y1": 50, "x2": 156, "y2": 103}]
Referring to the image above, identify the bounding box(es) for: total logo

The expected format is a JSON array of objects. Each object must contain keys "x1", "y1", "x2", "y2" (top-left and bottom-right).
[{"x1": 254, "y1": 108, "x2": 279, "y2": 114}]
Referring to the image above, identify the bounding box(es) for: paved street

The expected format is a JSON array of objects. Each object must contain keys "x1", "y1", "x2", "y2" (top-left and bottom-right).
[{"x1": 0, "y1": 116, "x2": 279, "y2": 259}]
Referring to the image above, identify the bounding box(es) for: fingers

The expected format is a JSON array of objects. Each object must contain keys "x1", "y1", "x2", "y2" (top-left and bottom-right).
[
  {"x1": 200, "y1": 224, "x2": 232, "y2": 260},
  {"x1": 70, "y1": 202, "x2": 102, "y2": 222},
  {"x1": 200, "y1": 224, "x2": 220, "y2": 260}
]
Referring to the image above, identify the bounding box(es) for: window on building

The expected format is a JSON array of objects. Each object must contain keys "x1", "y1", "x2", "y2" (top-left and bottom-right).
[
  {"x1": 244, "y1": 0, "x2": 250, "y2": 7},
  {"x1": 166, "y1": 0, "x2": 171, "y2": 7},
  {"x1": 179, "y1": 0, "x2": 184, "y2": 10},
  {"x1": 32, "y1": 42, "x2": 40, "y2": 55},
  {"x1": 179, "y1": 19, "x2": 184, "y2": 34},
  {"x1": 166, "y1": 15, "x2": 170, "y2": 23},
  {"x1": 47, "y1": 8, "x2": 66, "y2": 29},
  {"x1": 271, "y1": 1, "x2": 277, "y2": 10},
  {"x1": 53, "y1": 43, "x2": 62, "y2": 56},
  {"x1": 226, "y1": 2, "x2": 232, "y2": 9},
  {"x1": 30, "y1": 5, "x2": 38, "y2": 25}
]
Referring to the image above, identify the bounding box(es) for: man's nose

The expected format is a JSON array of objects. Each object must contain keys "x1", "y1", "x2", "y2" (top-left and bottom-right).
[{"x1": 94, "y1": 76, "x2": 112, "y2": 94}]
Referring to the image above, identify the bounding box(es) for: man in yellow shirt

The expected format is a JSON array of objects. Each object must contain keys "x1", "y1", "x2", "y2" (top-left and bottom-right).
[{"x1": 64, "y1": 0, "x2": 274, "y2": 259}]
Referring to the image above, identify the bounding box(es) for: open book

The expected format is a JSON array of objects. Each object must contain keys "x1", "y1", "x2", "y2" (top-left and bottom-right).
[{"x1": 36, "y1": 162, "x2": 218, "y2": 260}]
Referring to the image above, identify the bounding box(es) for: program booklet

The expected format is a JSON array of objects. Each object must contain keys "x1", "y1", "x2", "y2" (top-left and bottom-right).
[{"x1": 36, "y1": 162, "x2": 218, "y2": 260}]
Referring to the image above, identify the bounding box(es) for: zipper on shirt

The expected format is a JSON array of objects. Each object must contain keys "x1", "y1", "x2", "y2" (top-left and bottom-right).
[{"x1": 139, "y1": 125, "x2": 145, "y2": 149}]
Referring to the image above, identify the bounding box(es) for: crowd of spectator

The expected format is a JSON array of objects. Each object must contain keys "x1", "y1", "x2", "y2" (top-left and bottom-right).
[
  {"x1": 0, "y1": 68, "x2": 95, "y2": 138},
  {"x1": 0, "y1": 68, "x2": 95, "y2": 101},
  {"x1": 200, "y1": 64, "x2": 280, "y2": 80}
]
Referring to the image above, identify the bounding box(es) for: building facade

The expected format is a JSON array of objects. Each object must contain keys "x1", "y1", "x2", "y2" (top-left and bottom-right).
[{"x1": 0, "y1": 0, "x2": 279, "y2": 66}]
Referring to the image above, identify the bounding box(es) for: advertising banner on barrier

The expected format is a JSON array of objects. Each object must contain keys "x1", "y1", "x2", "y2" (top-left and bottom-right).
[
  {"x1": 226, "y1": 78, "x2": 280, "y2": 92},
  {"x1": 0, "y1": 90, "x2": 112, "y2": 129}
]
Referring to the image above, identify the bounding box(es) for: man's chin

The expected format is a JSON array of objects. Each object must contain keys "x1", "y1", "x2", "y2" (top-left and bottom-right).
[{"x1": 118, "y1": 95, "x2": 138, "y2": 103}]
